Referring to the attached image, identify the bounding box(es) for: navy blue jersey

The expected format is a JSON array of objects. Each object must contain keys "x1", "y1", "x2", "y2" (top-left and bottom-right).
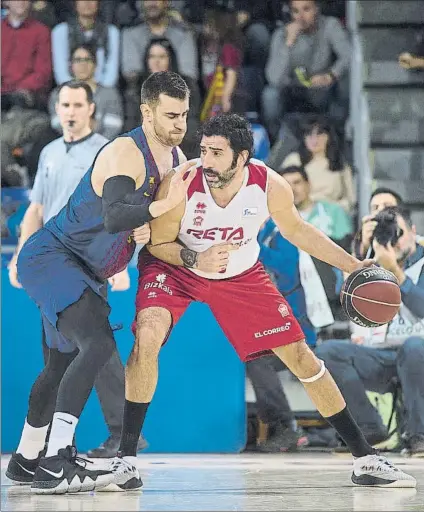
[{"x1": 45, "y1": 127, "x2": 179, "y2": 280}]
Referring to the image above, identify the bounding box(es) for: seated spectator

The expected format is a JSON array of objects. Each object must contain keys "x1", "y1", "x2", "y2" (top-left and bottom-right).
[
  {"x1": 52, "y1": 0, "x2": 120, "y2": 87},
  {"x1": 121, "y1": 0, "x2": 198, "y2": 93},
  {"x1": 262, "y1": 0, "x2": 350, "y2": 140},
  {"x1": 49, "y1": 44, "x2": 124, "y2": 140},
  {"x1": 282, "y1": 117, "x2": 355, "y2": 212},
  {"x1": 316, "y1": 207, "x2": 424, "y2": 455},
  {"x1": 1, "y1": 0, "x2": 52, "y2": 111},
  {"x1": 1, "y1": 0, "x2": 52, "y2": 186},
  {"x1": 199, "y1": 7, "x2": 245, "y2": 120},
  {"x1": 399, "y1": 28, "x2": 424, "y2": 71},
  {"x1": 280, "y1": 166, "x2": 353, "y2": 251},
  {"x1": 30, "y1": 0, "x2": 57, "y2": 29}
]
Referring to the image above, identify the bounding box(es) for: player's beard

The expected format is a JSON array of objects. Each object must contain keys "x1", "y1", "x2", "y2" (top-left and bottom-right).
[
  {"x1": 203, "y1": 164, "x2": 238, "y2": 189},
  {"x1": 203, "y1": 155, "x2": 239, "y2": 189},
  {"x1": 153, "y1": 118, "x2": 185, "y2": 147}
]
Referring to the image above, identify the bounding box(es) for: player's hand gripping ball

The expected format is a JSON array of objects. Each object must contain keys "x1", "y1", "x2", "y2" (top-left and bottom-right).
[{"x1": 340, "y1": 267, "x2": 401, "y2": 328}]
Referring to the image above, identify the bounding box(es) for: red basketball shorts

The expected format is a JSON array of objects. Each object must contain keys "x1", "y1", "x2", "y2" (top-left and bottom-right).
[{"x1": 134, "y1": 256, "x2": 305, "y2": 362}]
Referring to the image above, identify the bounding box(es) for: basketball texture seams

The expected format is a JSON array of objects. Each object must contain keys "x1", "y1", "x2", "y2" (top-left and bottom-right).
[{"x1": 340, "y1": 267, "x2": 401, "y2": 327}]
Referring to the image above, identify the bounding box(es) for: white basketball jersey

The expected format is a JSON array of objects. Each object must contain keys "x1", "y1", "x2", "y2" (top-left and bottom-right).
[{"x1": 179, "y1": 159, "x2": 270, "y2": 279}]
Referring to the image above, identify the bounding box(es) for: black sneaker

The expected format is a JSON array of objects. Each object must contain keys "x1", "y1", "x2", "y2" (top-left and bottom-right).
[
  {"x1": 6, "y1": 451, "x2": 44, "y2": 484},
  {"x1": 257, "y1": 424, "x2": 308, "y2": 453},
  {"x1": 87, "y1": 434, "x2": 148, "y2": 459},
  {"x1": 31, "y1": 446, "x2": 114, "y2": 494}
]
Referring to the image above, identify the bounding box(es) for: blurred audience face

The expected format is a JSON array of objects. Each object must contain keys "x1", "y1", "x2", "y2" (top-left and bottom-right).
[
  {"x1": 75, "y1": 0, "x2": 99, "y2": 18},
  {"x1": 143, "y1": 0, "x2": 168, "y2": 22},
  {"x1": 55, "y1": 86, "x2": 95, "y2": 138},
  {"x1": 305, "y1": 126, "x2": 329, "y2": 156},
  {"x1": 291, "y1": 0, "x2": 318, "y2": 31},
  {"x1": 282, "y1": 171, "x2": 310, "y2": 208},
  {"x1": 393, "y1": 214, "x2": 416, "y2": 262},
  {"x1": 142, "y1": 93, "x2": 188, "y2": 147},
  {"x1": 5, "y1": 0, "x2": 31, "y2": 20},
  {"x1": 370, "y1": 193, "x2": 399, "y2": 215},
  {"x1": 71, "y1": 47, "x2": 96, "y2": 81},
  {"x1": 147, "y1": 44, "x2": 171, "y2": 73}
]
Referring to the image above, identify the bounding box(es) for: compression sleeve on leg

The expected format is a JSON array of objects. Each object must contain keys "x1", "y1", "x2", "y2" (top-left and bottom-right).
[{"x1": 102, "y1": 176, "x2": 154, "y2": 234}]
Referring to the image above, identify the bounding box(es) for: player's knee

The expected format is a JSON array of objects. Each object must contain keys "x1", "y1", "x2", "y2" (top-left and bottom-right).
[
  {"x1": 133, "y1": 307, "x2": 171, "y2": 358},
  {"x1": 273, "y1": 340, "x2": 321, "y2": 380}
]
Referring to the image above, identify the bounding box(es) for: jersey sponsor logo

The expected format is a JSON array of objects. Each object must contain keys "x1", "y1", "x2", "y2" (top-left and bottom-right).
[
  {"x1": 144, "y1": 274, "x2": 172, "y2": 295},
  {"x1": 195, "y1": 202, "x2": 207, "y2": 214},
  {"x1": 254, "y1": 322, "x2": 292, "y2": 338},
  {"x1": 193, "y1": 216, "x2": 204, "y2": 227},
  {"x1": 187, "y1": 227, "x2": 244, "y2": 241},
  {"x1": 278, "y1": 304, "x2": 289, "y2": 318},
  {"x1": 243, "y1": 207, "x2": 258, "y2": 217},
  {"x1": 147, "y1": 291, "x2": 157, "y2": 299}
]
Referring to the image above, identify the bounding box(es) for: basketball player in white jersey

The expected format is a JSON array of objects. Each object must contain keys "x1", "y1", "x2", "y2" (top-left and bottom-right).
[{"x1": 104, "y1": 114, "x2": 416, "y2": 490}]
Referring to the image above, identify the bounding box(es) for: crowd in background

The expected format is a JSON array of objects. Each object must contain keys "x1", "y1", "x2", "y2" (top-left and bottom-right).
[{"x1": 2, "y1": 0, "x2": 424, "y2": 456}]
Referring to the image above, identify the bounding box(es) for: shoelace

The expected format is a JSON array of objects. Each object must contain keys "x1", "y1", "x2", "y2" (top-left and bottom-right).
[
  {"x1": 375, "y1": 456, "x2": 399, "y2": 472},
  {"x1": 67, "y1": 448, "x2": 93, "y2": 469}
]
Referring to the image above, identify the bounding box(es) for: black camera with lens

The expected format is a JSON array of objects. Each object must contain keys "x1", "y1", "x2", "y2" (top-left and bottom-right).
[{"x1": 372, "y1": 207, "x2": 404, "y2": 247}]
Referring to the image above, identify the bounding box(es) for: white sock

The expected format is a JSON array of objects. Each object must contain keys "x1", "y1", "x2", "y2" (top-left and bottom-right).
[
  {"x1": 45, "y1": 413, "x2": 78, "y2": 457},
  {"x1": 16, "y1": 419, "x2": 50, "y2": 460}
]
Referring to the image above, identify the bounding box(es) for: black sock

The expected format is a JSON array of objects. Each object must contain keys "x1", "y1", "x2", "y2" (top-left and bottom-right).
[
  {"x1": 326, "y1": 406, "x2": 376, "y2": 458},
  {"x1": 119, "y1": 400, "x2": 150, "y2": 457}
]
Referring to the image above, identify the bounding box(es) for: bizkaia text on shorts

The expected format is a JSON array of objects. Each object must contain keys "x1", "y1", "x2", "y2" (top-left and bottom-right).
[
  {"x1": 144, "y1": 273, "x2": 173, "y2": 295},
  {"x1": 254, "y1": 322, "x2": 292, "y2": 338}
]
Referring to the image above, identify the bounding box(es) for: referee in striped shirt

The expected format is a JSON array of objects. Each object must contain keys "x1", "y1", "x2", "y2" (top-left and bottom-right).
[{"x1": 8, "y1": 80, "x2": 146, "y2": 457}]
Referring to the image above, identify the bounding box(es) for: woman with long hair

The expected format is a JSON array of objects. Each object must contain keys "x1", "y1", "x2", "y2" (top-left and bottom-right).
[
  {"x1": 282, "y1": 117, "x2": 355, "y2": 212},
  {"x1": 199, "y1": 8, "x2": 245, "y2": 120}
]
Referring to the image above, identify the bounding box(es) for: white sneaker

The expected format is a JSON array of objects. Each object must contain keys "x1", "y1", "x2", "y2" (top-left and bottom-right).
[
  {"x1": 352, "y1": 454, "x2": 416, "y2": 488},
  {"x1": 98, "y1": 456, "x2": 142, "y2": 492}
]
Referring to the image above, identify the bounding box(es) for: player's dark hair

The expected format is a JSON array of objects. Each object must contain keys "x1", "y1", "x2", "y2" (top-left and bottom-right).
[
  {"x1": 140, "y1": 71, "x2": 190, "y2": 106},
  {"x1": 200, "y1": 113, "x2": 254, "y2": 166},
  {"x1": 279, "y1": 165, "x2": 309, "y2": 182},
  {"x1": 56, "y1": 80, "x2": 94, "y2": 104},
  {"x1": 370, "y1": 187, "x2": 403, "y2": 206}
]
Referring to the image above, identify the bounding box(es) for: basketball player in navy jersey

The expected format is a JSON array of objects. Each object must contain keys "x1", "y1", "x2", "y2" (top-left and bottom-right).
[
  {"x1": 105, "y1": 113, "x2": 415, "y2": 490},
  {"x1": 8, "y1": 71, "x2": 197, "y2": 494}
]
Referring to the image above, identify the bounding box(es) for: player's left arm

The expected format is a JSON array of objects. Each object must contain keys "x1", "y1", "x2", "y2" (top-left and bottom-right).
[{"x1": 267, "y1": 169, "x2": 367, "y2": 274}]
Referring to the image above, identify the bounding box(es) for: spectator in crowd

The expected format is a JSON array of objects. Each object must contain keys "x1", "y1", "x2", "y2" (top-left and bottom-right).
[
  {"x1": 280, "y1": 166, "x2": 353, "y2": 251},
  {"x1": 30, "y1": 0, "x2": 57, "y2": 29},
  {"x1": 1, "y1": 0, "x2": 52, "y2": 111},
  {"x1": 52, "y1": 0, "x2": 120, "y2": 87},
  {"x1": 399, "y1": 28, "x2": 424, "y2": 71},
  {"x1": 121, "y1": 0, "x2": 198, "y2": 88},
  {"x1": 282, "y1": 117, "x2": 355, "y2": 213},
  {"x1": 1, "y1": 0, "x2": 52, "y2": 186},
  {"x1": 199, "y1": 7, "x2": 245, "y2": 120},
  {"x1": 262, "y1": 0, "x2": 350, "y2": 140},
  {"x1": 49, "y1": 44, "x2": 124, "y2": 140},
  {"x1": 316, "y1": 206, "x2": 424, "y2": 455},
  {"x1": 353, "y1": 187, "x2": 403, "y2": 260}
]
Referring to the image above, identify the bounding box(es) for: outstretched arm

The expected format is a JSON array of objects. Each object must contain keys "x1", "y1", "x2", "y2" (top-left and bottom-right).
[
  {"x1": 93, "y1": 138, "x2": 196, "y2": 233},
  {"x1": 267, "y1": 169, "x2": 368, "y2": 274}
]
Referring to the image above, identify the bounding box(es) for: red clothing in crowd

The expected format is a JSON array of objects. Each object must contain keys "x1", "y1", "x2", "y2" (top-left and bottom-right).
[
  {"x1": 204, "y1": 43, "x2": 242, "y2": 88},
  {"x1": 1, "y1": 17, "x2": 52, "y2": 94}
]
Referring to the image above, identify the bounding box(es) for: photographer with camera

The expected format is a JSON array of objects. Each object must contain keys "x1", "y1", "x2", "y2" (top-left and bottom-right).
[{"x1": 316, "y1": 204, "x2": 424, "y2": 455}]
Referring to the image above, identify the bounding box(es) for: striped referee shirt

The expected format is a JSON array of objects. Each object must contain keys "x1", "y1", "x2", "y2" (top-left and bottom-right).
[{"x1": 30, "y1": 132, "x2": 108, "y2": 224}]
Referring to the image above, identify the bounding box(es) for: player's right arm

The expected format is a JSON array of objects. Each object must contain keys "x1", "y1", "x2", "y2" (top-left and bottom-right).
[
  {"x1": 92, "y1": 138, "x2": 197, "y2": 233},
  {"x1": 8, "y1": 202, "x2": 43, "y2": 288},
  {"x1": 147, "y1": 173, "x2": 237, "y2": 273}
]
